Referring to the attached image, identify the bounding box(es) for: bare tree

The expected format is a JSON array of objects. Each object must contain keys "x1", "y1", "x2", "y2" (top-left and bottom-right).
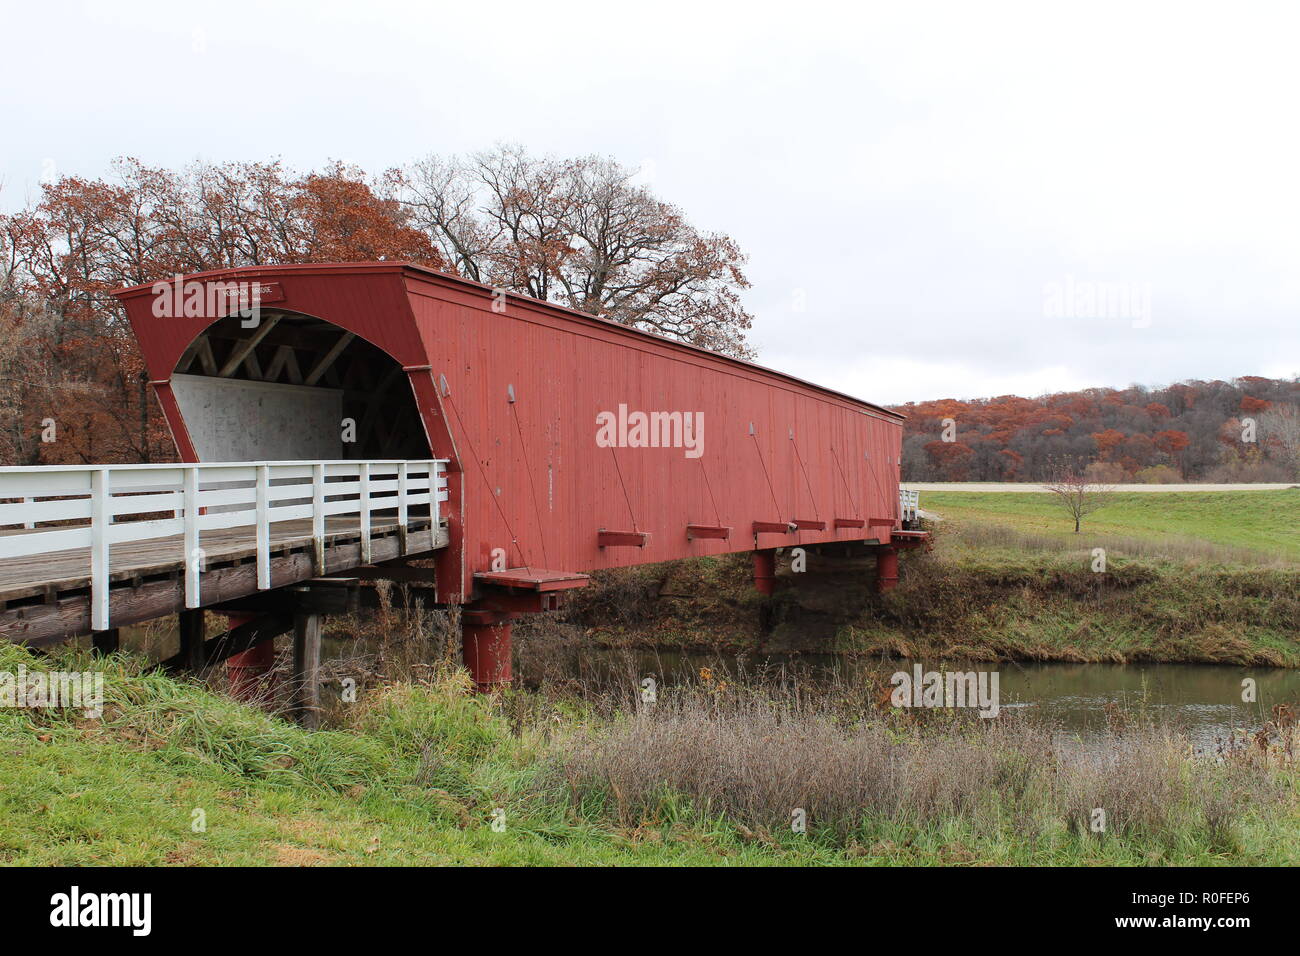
[
  {"x1": 1045, "y1": 462, "x2": 1115, "y2": 533},
  {"x1": 1259, "y1": 404, "x2": 1300, "y2": 480},
  {"x1": 392, "y1": 145, "x2": 755, "y2": 358}
]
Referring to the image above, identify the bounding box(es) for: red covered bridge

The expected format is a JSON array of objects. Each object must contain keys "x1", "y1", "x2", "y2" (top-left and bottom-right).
[{"x1": 0, "y1": 262, "x2": 923, "y2": 711}]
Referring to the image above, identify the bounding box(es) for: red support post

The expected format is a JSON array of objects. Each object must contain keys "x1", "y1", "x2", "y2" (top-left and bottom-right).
[
  {"x1": 752, "y1": 549, "x2": 777, "y2": 596},
  {"x1": 462, "y1": 610, "x2": 514, "y2": 691},
  {"x1": 226, "y1": 613, "x2": 276, "y2": 701},
  {"x1": 875, "y1": 547, "x2": 899, "y2": 592}
]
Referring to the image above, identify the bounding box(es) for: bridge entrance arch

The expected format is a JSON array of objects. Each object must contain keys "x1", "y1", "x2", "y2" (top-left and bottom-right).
[
  {"x1": 168, "y1": 309, "x2": 431, "y2": 463},
  {"x1": 165, "y1": 307, "x2": 441, "y2": 696}
]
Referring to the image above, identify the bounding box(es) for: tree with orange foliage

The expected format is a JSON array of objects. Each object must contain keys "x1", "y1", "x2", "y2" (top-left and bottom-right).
[
  {"x1": 1091, "y1": 428, "x2": 1127, "y2": 460},
  {"x1": 924, "y1": 440, "x2": 975, "y2": 480},
  {"x1": 0, "y1": 159, "x2": 445, "y2": 466},
  {"x1": 1153, "y1": 429, "x2": 1191, "y2": 475},
  {"x1": 896, "y1": 379, "x2": 1298, "y2": 482},
  {"x1": 999, "y1": 448, "x2": 1024, "y2": 479}
]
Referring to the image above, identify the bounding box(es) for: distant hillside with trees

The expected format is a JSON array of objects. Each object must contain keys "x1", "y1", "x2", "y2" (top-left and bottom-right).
[{"x1": 893, "y1": 377, "x2": 1300, "y2": 483}]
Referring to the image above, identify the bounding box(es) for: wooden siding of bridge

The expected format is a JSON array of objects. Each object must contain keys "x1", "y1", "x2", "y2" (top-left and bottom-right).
[{"x1": 114, "y1": 263, "x2": 905, "y2": 606}]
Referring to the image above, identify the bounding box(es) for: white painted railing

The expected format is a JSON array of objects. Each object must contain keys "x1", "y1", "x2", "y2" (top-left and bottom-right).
[
  {"x1": 899, "y1": 488, "x2": 919, "y2": 523},
  {"x1": 0, "y1": 460, "x2": 449, "y2": 632}
]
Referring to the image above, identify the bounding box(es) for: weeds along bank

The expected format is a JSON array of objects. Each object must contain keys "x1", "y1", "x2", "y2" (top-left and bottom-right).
[
  {"x1": 862, "y1": 538, "x2": 1300, "y2": 667},
  {"x1": 1, "y1": 643, "x2": 1296, "y2": 866},
  {"x1": 532, "y1": 520, "x2": 1300, "y2": 668}
]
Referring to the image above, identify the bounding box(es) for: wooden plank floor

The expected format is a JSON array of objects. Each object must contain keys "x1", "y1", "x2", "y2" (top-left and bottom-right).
[{"x1": 0, "y1": 517, "x2": 437, "y2": 601}]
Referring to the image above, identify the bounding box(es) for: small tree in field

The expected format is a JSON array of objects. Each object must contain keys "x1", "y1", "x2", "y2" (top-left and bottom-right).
[{"x1": 1045, "y1": 463, "x2": 1114, "y2": 533}]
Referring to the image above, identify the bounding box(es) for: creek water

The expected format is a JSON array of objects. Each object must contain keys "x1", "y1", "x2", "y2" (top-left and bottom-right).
[
  {"x1": 515, "y1": 646, "x2": 1300, "y2": 749},
  {"x1": 130, "y1": 618, "x2": 1298, "y2": 749}
]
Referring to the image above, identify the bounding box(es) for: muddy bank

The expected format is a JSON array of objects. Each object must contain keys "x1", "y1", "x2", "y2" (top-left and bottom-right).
[{"x1": 518, "y1": 549, "x2": 1300, "y2": 668}]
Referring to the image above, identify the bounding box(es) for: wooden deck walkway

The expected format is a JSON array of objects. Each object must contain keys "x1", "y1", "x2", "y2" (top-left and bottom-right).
[
  {"x1": 0, "y1": 458, "x2": 450, "y2": 647},
  {"x1": 0, "y1": 516, "x2": 448, "y2": 648}
]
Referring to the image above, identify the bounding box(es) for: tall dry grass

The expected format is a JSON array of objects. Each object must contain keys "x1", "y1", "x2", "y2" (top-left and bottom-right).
[{"x1": 544, "y1": 681, "x2": 1285, "y2": 848}]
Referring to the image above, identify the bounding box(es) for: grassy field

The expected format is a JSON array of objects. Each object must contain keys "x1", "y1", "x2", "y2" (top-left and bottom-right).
[
  {"x1": 920, "y1": 489, "x2": 1300, "y2": 564},
  {"x1": 2, "y1": 642, "x2": 1296, "y2": 867}
]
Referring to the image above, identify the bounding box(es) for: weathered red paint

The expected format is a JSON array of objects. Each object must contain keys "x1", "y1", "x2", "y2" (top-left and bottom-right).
[
  {"x1": 792, "y1": 518, "x2": 826, "y2": 531},
  {"x1": 875, "y1": 547, "x2": 899, "y2": 592},
  {"x1": 147, "y1": 379, "x2": 200, "y2": 462},
  {"x1": 461, "y1": 610, "x2": 513, "y2": 690},
  {"x1": 752, "y1": 549, "x2": 777, "y2": 595},
  {"x1": 752, "y1": 521, "x2": 797, "y2": 535},
  {"x1": 113, "y1": 263, "x2": 907, "y2": 606}
]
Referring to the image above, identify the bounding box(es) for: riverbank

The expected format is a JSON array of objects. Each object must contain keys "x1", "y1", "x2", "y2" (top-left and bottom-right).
[
  {"x1": 2, "y1": 643, "x2": 1296, "y2": 866},
  {"x1": 539, "y1": 490, "x2": 1300, "y2": 667},
  {"x1": 543, "y1": 550, "x2": 1300, "y2": 667}
]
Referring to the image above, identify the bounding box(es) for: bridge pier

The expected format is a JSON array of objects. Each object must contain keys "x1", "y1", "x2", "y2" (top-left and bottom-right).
[
  {"x1": 875, "y1": 546, "x2": 899, "y2": 592},
  {"x1": 217, "y1": 581, "x2": 356, "y2": 720},
  {"x1": 752, "y1": 549, "x2": 777, "y2": 595},
  {"x1": 289, "y1": 610, "x2": 323, "y2": 729},
  {"x1": 177, "y1": 609, "x2": 206, "y2": 671},
  {"x1": 226, "y1": 613, "x2": 276, "y2": 702},
  {"x1": 461, "y1": 610, "x2": 514, "y2": 692}
]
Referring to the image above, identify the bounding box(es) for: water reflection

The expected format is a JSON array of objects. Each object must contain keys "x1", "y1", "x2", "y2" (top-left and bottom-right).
[{"x1": 517, "y1": 646, "x2": 1300, "y2": 748}]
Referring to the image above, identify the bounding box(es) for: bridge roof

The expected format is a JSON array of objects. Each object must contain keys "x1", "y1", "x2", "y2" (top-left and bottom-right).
[{"x1": 114, "y1": 261, "x2": 905, "y2": 422}]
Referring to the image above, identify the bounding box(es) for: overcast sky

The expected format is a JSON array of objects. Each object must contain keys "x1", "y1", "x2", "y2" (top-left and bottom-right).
[{"x1": 5, "y1": 0, "x2": 1297, "y2": 404}]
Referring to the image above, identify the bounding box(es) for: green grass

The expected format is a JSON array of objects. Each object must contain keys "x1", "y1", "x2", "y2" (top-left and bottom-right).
[
  {"x1": 921, "y1": 489, "x2": 1300, "y2": 563},
  {"x1": 1, "y1": 643, "x2": 1297, "y2": 866},
  {"x1": 0, "y1": 644, "x2": 809, "y2": 866}
]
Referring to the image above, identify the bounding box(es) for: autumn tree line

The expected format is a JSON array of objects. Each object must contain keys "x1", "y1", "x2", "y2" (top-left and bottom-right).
[
  {"x1": 0, "y1": 148, "x2": 752, "y2": 465},
  {"x1": 895, "y1": 377, "x2": 1300, "y2": 483},
  {"x1": 3, "y1": 150, "x2": 1295, "y2": 482}
]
